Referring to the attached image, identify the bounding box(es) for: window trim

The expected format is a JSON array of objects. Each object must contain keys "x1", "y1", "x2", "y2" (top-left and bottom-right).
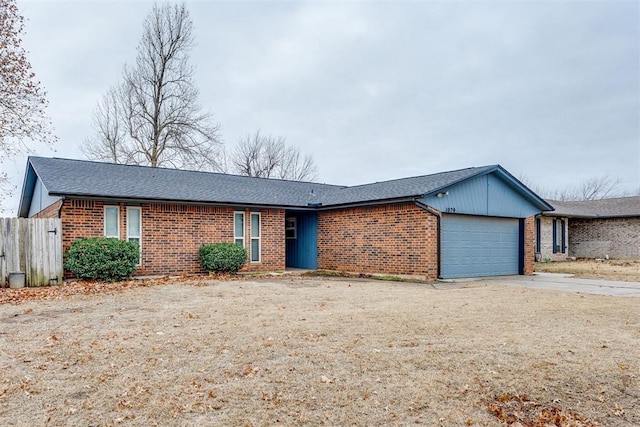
[
  {"x1": 552, "y1": 218, "x2": 566, "y2": 254},
  {"x1": 250, "y1": 212, "x2": 261, "y2": 263},
  {"x1": 234, "y1": 211, "x2": 245, "y2": 247},
  {"x1": 285, "y1": 217, "x2": 297, "y2": 240},
  {"x1": 126, "y1": 206, "x2": 142, "y2": 265},
  {"x1": 104, "y1": 206, "x2": 120, "y2": 238}
]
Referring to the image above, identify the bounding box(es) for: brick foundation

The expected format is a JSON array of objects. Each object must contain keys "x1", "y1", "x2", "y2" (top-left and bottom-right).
[{"x1": 317, "y1": 202, "x2": 439, "y2": 281}]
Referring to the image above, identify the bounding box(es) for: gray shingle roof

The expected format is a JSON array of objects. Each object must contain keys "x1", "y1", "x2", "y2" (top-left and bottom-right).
[
  {"x1": 27, "y1": 157, "x2": 342, "y2": 207},
  {"x1": 318, "y1": 165, "x2": 497, "y2": 206},
  {"x1": 20, "y1": 157, "x2": 550, "y2": 214},
  {"x1": 545, "y1": 197, "x2": 640, "y2": 218}
]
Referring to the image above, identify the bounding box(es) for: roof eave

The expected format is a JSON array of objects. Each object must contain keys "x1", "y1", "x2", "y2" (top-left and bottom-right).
[
  {"x1": 53, "y1": 192, "x2": 427, "y2": 211},
  {"x1": 541, "y1": 211, "x2": 590, "y2": 218},
  {"x1": 494, "y1": 166, "x2": 554, "y2": 211},
  {"x1": 317, "y1": 195, "x2": 423, "y2": 210},
  {"x1": 53, "y1": 193, "x2": 318, "y2": 211},
  {"x1": 17, "y1": 158, "x2": 37, "y2": 217}
]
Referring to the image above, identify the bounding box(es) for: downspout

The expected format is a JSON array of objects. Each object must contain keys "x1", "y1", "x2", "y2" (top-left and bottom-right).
[
  {"x1": 413, "y1": 199, "x2": 441, "y2": 279},
  {"x1": 57, "y1": 196, "x2": 65, "y2": 219}
]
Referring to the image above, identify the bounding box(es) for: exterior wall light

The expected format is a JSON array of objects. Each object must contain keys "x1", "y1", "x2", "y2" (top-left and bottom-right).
[{"x1": 436, "y1": 191, "x2": 449, "y2": 198}]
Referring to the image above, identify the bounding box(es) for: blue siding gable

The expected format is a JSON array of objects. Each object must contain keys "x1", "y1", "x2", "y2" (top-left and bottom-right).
[
  {"x1": 421, "y1": 172, "x2": 541, "y2": 218},
  {"x1": 27, "y1": 176, "x2": 60, "y2": 217}
]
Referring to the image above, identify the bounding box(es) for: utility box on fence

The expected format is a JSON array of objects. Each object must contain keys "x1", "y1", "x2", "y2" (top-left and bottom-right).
[{"x1": 9, "y1": 272, "x2": 25, "y2": 288}]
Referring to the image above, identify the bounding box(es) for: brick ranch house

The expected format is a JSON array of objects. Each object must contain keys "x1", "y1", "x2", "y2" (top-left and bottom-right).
[
  {"x1": 19, "y1": 157, "x2": 553, "y2": 281},
  {"x1": 536, "y1": 196, "x2": 640, "y2": 261}
]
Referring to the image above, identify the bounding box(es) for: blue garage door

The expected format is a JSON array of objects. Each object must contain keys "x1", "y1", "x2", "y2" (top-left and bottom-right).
[{"x1": 441, "y1": 214, "x2": 520, "y2": 278}]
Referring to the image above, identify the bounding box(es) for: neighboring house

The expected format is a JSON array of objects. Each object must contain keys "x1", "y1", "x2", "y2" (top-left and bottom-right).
[
  {"x1": 19, "y1": 157, "x2": 552, "y2": 281},
  {"x1": 538, "y1": 197, "x2": 640, "y2": 260}
]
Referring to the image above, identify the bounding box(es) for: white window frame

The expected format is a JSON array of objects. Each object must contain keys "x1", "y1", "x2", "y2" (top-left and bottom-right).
[
  {"x1": 234, "y1": 211, "x2": 245, "y2": 247},
  {"x1": 250, "y1": 212, "x2": 261, "y2": 263},
  {"x1": 285, "y1": 217, "x2": 297, "y2": 239},
  {"x1": 127, "y1": 207, "x2": 142, "y2": 264},
  {"x1": 104, "y1": 206, "x2": 120, "y2": 238}
]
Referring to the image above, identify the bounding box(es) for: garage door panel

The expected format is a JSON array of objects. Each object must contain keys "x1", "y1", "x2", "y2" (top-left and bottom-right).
[{"x1": 441, "y1": 215, "x2": 520, "y2": 278}]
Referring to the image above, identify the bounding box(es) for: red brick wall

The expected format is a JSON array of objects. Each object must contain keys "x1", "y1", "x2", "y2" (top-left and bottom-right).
[
  {"x1": 60, "y1": 200, "x2": 105, "y2": 252},
  {"x1": 55, "y1": 199, "x2": 285, "y2": 277},
  {"x1": 523, "y1": 216, "x2": 535, "y2": 275},
  {"x1": 237, "y1": 208, "x2": 286, "y2": 273},
  {"x1": 317, "y1": 202, "x2": 439, "y2": 281},
  {"x1": 138, "y1": 203, "x2": 233, "y2": 275},
  {"x1": 32, "y1": 200, "x2": 63, "y2": 218}
]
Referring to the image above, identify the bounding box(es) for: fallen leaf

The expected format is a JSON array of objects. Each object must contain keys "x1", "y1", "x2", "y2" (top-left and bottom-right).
[{"x1": 320, "y1": 375, "x2": 332, "y2": 384}]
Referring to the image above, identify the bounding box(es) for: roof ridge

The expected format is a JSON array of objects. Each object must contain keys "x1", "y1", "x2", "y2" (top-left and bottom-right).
[
  {"x1": 332, "y1": 165, "x2": 497, "y2": 191},
  {"x1": 547, "y1": 195, "x2": 640, "y2": 204}
]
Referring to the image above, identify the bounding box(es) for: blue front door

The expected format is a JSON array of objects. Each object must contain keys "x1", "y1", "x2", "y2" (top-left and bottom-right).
[{"x1": 285, "y1": 212, "x2": 318, "y2": 269}]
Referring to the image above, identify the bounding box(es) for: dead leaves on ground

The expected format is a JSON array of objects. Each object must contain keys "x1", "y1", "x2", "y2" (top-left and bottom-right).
[
  {"x1": 0, "y1": 274, "x2": 243, "y2": 305},
  {"x1": 488, "y1": 393, "x2": 600, "y2": 427},
  {"x1": 0, "y1": 278, "x2": 168, "y2": 304}
]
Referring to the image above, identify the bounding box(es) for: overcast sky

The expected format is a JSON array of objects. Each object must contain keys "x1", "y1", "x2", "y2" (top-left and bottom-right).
[{"x1": 4, "y1": 0, "x2": 639, "y2": 214}]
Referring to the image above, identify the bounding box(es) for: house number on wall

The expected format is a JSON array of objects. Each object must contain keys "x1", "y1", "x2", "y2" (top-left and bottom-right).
[{"x1": 445, "y1": 207, "x2": 456, "y2": 213}]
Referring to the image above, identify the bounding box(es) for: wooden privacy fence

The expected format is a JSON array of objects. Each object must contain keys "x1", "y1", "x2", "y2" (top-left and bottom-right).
[{"x1": 0, "y1": 218, "x2": 63, "y2": 287}]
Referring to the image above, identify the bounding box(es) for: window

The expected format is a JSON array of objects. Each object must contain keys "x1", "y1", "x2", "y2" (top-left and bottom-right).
[
  {"x1": 104, "y1": 206, "x2": 119, "y2": 238},
  {"x1": 285, "y1": 217, "x2": 297, "y2": 239},
  {"x1": 127, "y1": 207, "x2": 142, "y2": 263},
  {"x1": 552, "y1": 219, "x2": 566, "y2": 254},
  {"x1": 234, "y1": 212, "x2": 245, "y2": 247},
  {"x1": 250, "y1": 212, "x2": 261, "y2": 262}
]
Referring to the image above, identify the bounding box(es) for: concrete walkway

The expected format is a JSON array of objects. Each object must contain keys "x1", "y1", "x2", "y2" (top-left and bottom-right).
[{"x1": 463, "y1": 272, "x2": 640, "y2": 297}]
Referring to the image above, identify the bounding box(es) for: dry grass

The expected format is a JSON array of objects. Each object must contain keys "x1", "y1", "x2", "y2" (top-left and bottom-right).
[
  {"x1": 0, "y1": 276, "x2": 638, "y2": 426},
  {"x1": 535, "y1": 259, "x2": 640, "y2": 282}
]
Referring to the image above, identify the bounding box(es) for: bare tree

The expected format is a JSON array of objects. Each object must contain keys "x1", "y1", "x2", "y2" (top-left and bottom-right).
[
  {"x1": 277, "y1": 144, "x2": 317, "y2": 181},
  {"x1": 516, "y1": 173, "x2": 545, "y2": 196},
  {"x1": 230, "y1": 131, "x2": 318, "y2": 181},
  {"x1": 549, "y1": 175, "x2": 622, "y2": 201},
  {"x1": 82, "y1": 2, "x2": 222, "y2": 171},
  {"x1": 521, "y1": 173, "x2": 627, "y2": 201},
  {"x1": 1, "y1": 0, "x2": 56, "y2": 198},
  {"x1": 578, "y1": 175, "x2": 622, "y2": 200},
  {"x1": 80, "y1": 86, "x2": 126, "y2": 163}
]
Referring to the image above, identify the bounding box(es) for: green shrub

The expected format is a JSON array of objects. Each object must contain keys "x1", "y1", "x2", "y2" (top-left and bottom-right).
[
  {"x1": 199, "y1": 243, "x2": 247, "y2": 273},
  {"x1": 64, "y1": 237, "x2": 139, "y2": 282}
]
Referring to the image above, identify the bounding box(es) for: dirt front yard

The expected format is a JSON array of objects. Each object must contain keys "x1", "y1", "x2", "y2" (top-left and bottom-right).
[
  {"x1": 535, "y1": 259, "x2": 640, "y2": 282},
  {"x1": 1, "y1": 276, "x2": 638, "y2": 426}
]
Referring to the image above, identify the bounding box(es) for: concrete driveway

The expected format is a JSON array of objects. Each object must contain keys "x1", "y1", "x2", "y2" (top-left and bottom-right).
[{"x1": 443, "y1": 272, "x2": 640, "y2": 297}]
